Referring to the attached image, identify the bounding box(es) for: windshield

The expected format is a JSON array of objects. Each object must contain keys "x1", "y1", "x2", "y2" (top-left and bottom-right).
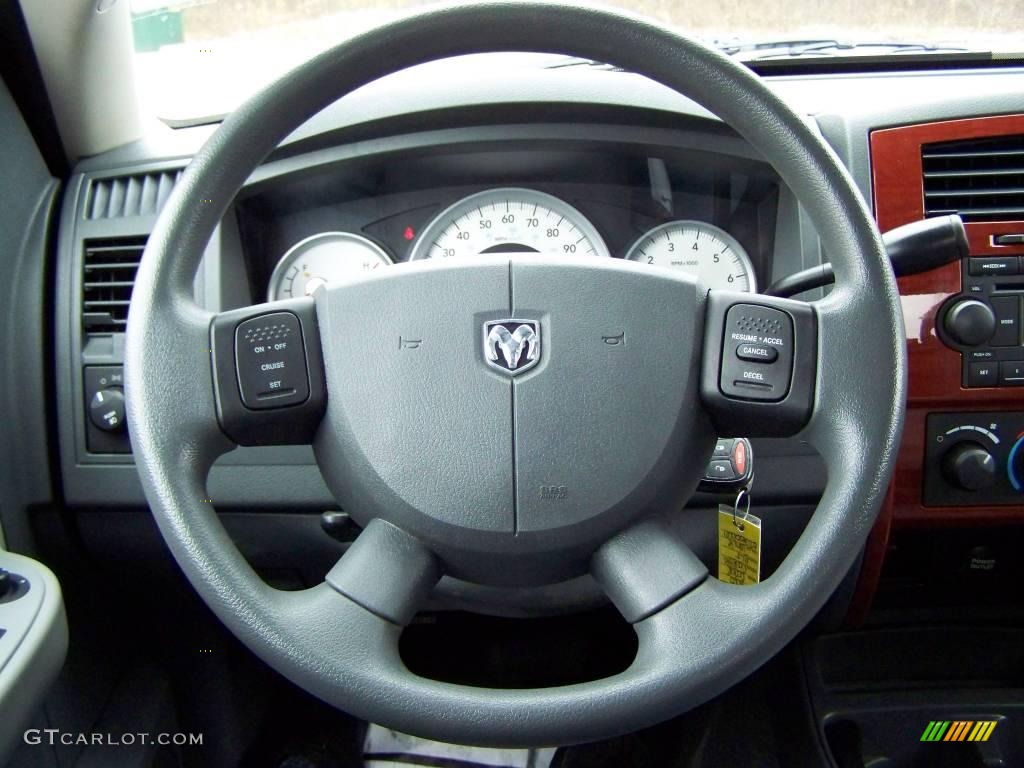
[{"x1": 131, "y1": 0, "x2": 1024, "y2": 123}]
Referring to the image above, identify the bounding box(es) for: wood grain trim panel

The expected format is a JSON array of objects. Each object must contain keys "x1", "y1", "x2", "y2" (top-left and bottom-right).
[
  {"x1": 845, "y1": 114, "x2": 1024, "y2": 626},
  {"x1": 872, "y1": 115, "x2": 1024, "y2": 524},
  {"x1": 870, "y1": 113, "x2": 1024, "y2": 520},
  {"x1": 871, "y1": 114, "x2": 1024, "y2": 256}
]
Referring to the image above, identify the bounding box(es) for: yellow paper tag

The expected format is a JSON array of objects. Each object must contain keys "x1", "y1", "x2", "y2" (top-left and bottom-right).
[{"x1": 718, "y1": 506, "x2": 761, "y2": 585}]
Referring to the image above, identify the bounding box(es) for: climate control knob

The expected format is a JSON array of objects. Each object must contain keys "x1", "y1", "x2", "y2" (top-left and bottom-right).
[
  {"x1": 943, "y1": 299, "x2": 996, "y2": 347},
  {"x1": 942, "y1": 441, "x2": 997, "y2": 491}
]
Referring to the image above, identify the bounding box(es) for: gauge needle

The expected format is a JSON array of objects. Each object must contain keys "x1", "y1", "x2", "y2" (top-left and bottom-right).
[{"x1": 305, "y1": 276, "x2": 327, "y2": 295}]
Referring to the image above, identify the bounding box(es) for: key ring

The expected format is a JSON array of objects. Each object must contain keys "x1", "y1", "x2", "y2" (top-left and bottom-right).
[{"x1": 732, "y1": 486, "x2": 751, "y2": 531}]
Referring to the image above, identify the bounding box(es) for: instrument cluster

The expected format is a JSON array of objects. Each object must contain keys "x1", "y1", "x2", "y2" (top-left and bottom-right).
[
  {"x1": 233, "y1": 146, "x2": 779, "y2": 305},
  {"x1": 264, "y1": 185, "x2": 759, "y2": 300}
]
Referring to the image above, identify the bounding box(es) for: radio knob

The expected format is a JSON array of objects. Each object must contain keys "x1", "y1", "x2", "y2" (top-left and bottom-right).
[
  {"x1": 943, "y1": 299, "x2": 996, "y2": 347},
  {"x1": 942, "y1": 441, "x2": 997, "y2": 491}
]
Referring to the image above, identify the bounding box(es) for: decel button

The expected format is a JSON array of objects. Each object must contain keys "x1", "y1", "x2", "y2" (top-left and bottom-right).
[{"x1": 235, "y1": 312, "x2": 310, "y2": 410}]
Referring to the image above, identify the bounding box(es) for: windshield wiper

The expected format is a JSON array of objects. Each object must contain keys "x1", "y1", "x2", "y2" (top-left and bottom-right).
[
  {"x1": 716, "y1": 38, "x2": 971, "y2": 61},
  {"x1": 548, "y1": 40, "x2": 974, "y2": 70},
  {"x1": 544, "y1": 56, "x2": 624, "y2": 72}
]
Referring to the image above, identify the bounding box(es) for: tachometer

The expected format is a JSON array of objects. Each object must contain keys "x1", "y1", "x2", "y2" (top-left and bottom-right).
[
  {"x1": 409, "y1": 188, "x2": 610, "y2": 260},
  {"x1": 268, "y1": 232, "x2": 392, "y2": 301},
  {"x1": 625, "y1": 221, "x2": 756, "y2": 292}
]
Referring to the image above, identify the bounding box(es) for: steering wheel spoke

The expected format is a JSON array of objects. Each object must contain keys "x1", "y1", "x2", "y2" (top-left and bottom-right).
[
  {"x1": 325, "y1": 519, "x2": 441, "y2": 626},
  {"x1": 209, "y1": 297, "x2": 327, "y2": 445},
  {"x1": 700, "y1": 289, "x2": 818, "y2": 437},
  {"x1": 591, "y1": 518, "x2": 708, "y2": 623}
]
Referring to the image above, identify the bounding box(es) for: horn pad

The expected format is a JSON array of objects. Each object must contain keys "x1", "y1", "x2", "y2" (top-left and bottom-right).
[{"x1": 313, "y1": 255, "x2": 714, "y2": 586}]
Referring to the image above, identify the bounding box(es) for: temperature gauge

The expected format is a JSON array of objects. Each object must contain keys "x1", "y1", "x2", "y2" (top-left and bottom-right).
[{"x1": 268, "y1": 232, "x2": 392, "y2": 301}]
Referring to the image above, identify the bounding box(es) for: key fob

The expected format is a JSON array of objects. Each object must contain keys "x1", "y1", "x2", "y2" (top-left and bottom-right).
[{"x1": 699, "y1": 437, "x2": 753, "y2": 493}]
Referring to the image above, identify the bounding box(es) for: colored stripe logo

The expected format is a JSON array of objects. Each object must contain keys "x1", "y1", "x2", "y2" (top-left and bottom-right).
[{"x1": 921, "y1": 721, "x2": 998, "y2": 742}]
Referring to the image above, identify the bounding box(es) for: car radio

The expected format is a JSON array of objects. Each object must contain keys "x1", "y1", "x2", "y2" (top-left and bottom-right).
[{"x1": 938, "y1": 255, "x2": 1024, "y2": 387}]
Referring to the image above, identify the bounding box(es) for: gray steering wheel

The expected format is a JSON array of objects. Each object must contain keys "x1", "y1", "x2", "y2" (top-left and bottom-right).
[{"x1": 125, "y1": 2, "x2": 905, "y2": 747}]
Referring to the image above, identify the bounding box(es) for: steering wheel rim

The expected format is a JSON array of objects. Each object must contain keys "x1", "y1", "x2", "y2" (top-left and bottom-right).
[{"x1": 125, "y1": 1, "x2": 905, "y2": 747}]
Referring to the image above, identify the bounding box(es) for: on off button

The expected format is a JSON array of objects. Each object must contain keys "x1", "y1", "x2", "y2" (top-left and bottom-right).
[{"x1": 234, "y1": 312, "x2": 310, "y2": 410}]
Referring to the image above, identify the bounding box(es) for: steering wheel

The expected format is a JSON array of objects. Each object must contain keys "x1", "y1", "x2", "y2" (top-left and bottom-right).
[{"x1": 125, "y1": 2, "x2": 905, "y2": 747}]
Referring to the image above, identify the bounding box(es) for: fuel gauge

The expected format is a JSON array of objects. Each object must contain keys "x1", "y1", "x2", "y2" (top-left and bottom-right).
[{"x1": 268, "y1": 232, "x2": 392, "y2": 301}]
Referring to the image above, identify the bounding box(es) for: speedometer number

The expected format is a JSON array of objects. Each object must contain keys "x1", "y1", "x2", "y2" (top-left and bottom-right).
[{"x1": 410, "y1": 189, "x2": 610, "y2": 261}]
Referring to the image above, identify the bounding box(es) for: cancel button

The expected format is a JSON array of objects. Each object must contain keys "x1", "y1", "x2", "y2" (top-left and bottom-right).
[{"x1": 736, "y1": 343, "x2": 779, "y2": 364}]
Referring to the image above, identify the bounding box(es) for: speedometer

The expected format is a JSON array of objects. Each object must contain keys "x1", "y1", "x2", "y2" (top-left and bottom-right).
[
  {"x1": 625, "y1": 221, "x2": 756, "y2": 292},
  {"x1": 409, "y1": 188, "x2": 610, "y2": 261}
]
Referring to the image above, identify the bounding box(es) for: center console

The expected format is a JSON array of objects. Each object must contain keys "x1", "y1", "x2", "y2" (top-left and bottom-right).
[{"x1": 870, "y1": 113, "x2": 1024, "y2": 523}]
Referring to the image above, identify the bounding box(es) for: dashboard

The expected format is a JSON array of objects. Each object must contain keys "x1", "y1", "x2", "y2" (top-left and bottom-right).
[{"x1": 52, "y1": 54, "x2": 1024, "y2": 618}]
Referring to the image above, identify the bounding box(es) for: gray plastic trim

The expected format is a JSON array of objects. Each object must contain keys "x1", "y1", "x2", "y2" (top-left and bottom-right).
[
  {"x1": 0, "y1": 78, "x2": 58, "y2": 554},
  {"x1": 54, "y1": 160, "x2": 342, "y2": 505},
  {"x1": 592, "y1": 519, "x2": 708, "y2": 623},
  {"x1": 70, "y1": 59, "x2": 1024, "y2": 177},
  {"x1": 0, "y1": 551, "x2": 68, "y2": 766},
  {"x1": 326, "y1": 519, "x2": 440, "y2": 625}
]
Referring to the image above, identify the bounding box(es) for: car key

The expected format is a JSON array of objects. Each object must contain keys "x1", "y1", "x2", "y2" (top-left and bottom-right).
[{"x1": 698, "y1": 437, "x2": 753, "y2": 493}]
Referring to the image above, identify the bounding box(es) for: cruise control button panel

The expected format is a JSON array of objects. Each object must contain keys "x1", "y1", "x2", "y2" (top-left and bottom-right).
[
  {"x1": 235, "y1": 312, "x2": 310, "y2": 409},
  {"x1": 211, "y1": 298, "x2": 326, "y2": 445},
  {"x1": 719, "y1": 304, "x2": 794, "y2": 402},
  {"x1": 701, "y1": 292, "x2": 816, "y2": 437}
]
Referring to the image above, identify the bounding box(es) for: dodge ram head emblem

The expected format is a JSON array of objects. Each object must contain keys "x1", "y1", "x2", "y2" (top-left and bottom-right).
[{"x1": 483, "y1": 319, "x2": 541, "y2": 375}]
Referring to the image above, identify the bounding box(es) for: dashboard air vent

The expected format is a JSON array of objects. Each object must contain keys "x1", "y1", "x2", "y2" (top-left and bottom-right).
[
  {"x1": 85, "y1": 169, "x2": 182, "y2": 220},
  {"x1": 82, "y1": 238, "x2": 146, "y2": 333},
  {"x1": 922, "y1": 134, "x2": 1024, "y2": 222}
]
